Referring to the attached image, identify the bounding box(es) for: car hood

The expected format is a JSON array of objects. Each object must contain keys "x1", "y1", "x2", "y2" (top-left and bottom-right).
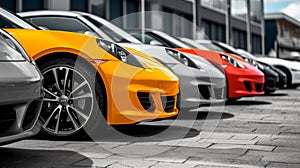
[
  {"x1": 257, "y1": 57, "x2": 300, "y2": 71},
  {"x1": 119, "y1": 43, "x2": 225, "y2": 79}
]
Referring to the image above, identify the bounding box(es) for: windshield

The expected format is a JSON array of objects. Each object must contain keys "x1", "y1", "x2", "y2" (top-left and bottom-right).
[
  {"x1": 83, "y1": 14, "x2": 142, "y2": 44},
  {"x1": 180, "y1": 38, "x2": 210, "y2": 50},
  {"x1": 199, "y1": 42, "x2": 226, "y2": 52},
  {"x1": 0, "y1": 8, "x2": 37, "y2": 29},
  {"x1": 214, "y1": 42, "x2": 241, "y2": 55},
  {"x1": 152, "y1": 31, "x2": 191, "y2": 48}
]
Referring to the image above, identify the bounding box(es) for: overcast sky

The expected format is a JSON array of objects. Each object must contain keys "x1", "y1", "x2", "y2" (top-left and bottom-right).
[{"x1": 265, "y1": 0, "x2": 300, "y2": 21}]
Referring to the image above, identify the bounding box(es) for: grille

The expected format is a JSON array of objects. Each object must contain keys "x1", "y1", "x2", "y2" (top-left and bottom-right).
[
  {"x1": 244, "y1": 81, "x2": 252, "y2": 92},
  {"x1": 255, "y1": 83, "x2": 264, "y2": 92},
  {"x1": 22, "y1": 101, "x2": 40, "y2": 130},
  {"x1": 214, "y1": 88, "x2": 224, "y2": 99},
  {"x1": 161, "y1": 96, "x2": 176, "y2": 112},
  {"x1": 137, "y1": 92, "x2": 155, "y2": 112},
  {"x1": 0, "y1": 105, "x2": 16, "y2": 134},
  {"x1": 198, "y1": 85, "x2": 211, "y2": 100}
]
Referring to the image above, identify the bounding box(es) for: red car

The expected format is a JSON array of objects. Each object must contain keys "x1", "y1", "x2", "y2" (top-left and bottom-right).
[
  {"x1": 178, "y1": 49, "x2": 264, "y2": 99},
  {"x1": 127, "y1": 29, "x2": 265, "y2": 100}
]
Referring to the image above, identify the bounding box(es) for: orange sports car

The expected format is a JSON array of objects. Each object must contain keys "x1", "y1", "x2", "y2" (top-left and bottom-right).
[{"x1": 0, "y1": 8, "x2": 179, "y2": 138}]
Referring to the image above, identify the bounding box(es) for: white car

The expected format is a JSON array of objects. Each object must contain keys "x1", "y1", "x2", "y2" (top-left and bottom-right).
[{"x1": 256, "y1": 57, "x2": 300, "y2": 88}]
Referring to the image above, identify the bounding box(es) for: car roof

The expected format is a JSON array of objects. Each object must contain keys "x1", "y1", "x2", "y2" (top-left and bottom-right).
[{"x1": 18, "y1": 10, "x2": 82, "y2": 18}]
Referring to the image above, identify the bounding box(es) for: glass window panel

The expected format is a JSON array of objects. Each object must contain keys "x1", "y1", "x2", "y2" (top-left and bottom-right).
[
  {"x1": 201, "y1": 0, "x2": 226, "y2": 12},
  {"x1": 250, "y1": 0, "x2": 262, "y2": 23},
  {"x1": 231, "y1": 0, "x2": 247, "y2": 19}
]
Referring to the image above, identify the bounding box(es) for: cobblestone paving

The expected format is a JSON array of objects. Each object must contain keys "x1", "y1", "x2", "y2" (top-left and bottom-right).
[{"x1": 1, "y1": 89, "x2": 300, "y2": 168}]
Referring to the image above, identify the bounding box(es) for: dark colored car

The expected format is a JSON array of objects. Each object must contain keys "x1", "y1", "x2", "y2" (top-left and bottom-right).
[
  {"x1": 0, "y1": 29, "x2": 43, "y2": 145},
  {"x1": 257, "y1": 61, "x2": 287, "y2": 89}
]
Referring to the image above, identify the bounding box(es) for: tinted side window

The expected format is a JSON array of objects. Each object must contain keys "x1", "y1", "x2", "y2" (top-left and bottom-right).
[
  {"x1": 26, "y1": 17, "x2": 92, "y2": 33},
  {"x1": 0, "y1": 16, "x2": 20, "y2": 28}
]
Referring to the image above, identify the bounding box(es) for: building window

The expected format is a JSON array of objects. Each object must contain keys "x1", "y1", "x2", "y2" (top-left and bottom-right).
[
  {"x1": 231, "y1": 0, "x2": 247, "y2": 19},
  {"x1": 23, "y1": 0, "x2": 44, "y2": 11},
  {"x1": 0, "y1": 0, "x2": 17, "y2": 12},
  {"x1": 252, "y1": 34, "x2": 262, "y2": 54},
  {"x1": 89, "y1": 0, "x2": 106, "y2": 19},
  {"x1": 201, "y1": 0, "x2": 226, "y2": 12},
  {"x1": 126, "y1": 0, "x2": 140, "y2": 28},
  {"x1": 250, "y1": 0, "x2": 261, "y2": 24},
  {"x1": 233, "y1": 29, "x2": 247, "y2": 50},
  {"x1": 70, "y1": 0, "x2": 88, "y2": 12},
  {"x1": 162, "y1": 7, "x2": 193, "y2": 38},
  {"x1": 203, "y1": 20, "x2": 225, "y2": 42}
]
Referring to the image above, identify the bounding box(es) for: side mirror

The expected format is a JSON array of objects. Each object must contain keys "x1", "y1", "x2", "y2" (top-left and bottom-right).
[{"x1": 150, "y1": 40, "x2": 163, "y2": 46}]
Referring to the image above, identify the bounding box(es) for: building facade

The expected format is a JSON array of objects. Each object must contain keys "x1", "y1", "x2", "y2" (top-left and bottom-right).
[
  {"x1": 265, "y1": 13, "x2": 300, "y2": 59},
  {"x1": 0, "y1": 0, "x2": 264, "y2": 55}
]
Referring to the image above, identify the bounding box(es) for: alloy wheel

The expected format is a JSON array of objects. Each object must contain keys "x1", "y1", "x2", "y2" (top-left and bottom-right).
[{"x1": 41, "y1": 66, "x2": 94, "y2": 136}]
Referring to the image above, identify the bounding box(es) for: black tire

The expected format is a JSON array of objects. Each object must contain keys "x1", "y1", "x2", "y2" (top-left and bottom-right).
[
  {"x1": 275, "y1": 66, "x2": 292, "y2": 88},
  {"x1": 37, "y1": 57, "x2": 107, "y2": 140}
]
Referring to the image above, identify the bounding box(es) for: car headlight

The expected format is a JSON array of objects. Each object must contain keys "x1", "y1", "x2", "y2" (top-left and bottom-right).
[
  {"x1": 221, "y1": 54, "x2": 244, "y2": 69},
  {"x1": 252, "y1": 60, "x2": 259, "y2": 69},
  {"x1": 0, "y1": 38, "x2": 27, "y2": 61},
  {"x1": 97, "y1": 39, "x2": 144, "y2": 68},
  {"x1": 165, "y1": 48, "x2": 199, "y2": 69}
]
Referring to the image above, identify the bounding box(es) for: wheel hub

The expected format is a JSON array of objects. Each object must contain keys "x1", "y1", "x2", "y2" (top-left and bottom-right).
[{"x1": 58, "y1": 95, "x2": 69, "y2": 106}]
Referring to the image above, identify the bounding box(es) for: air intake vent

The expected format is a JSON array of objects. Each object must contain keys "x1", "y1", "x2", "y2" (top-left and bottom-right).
[
  {"x1": 137, "y1": 92, "x2": 155, "y2": 112},
  {"x1": 161, "y1": 96, "x2": 176, "y2": 112},
  {"x1": 0, "y1": 105, "x2": 16, "y2": 134}
]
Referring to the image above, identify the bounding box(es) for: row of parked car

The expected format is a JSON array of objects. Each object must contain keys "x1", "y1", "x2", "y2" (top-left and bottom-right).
[{"x1": 1, "y1": 7, "x2": 300, "y2": 144}]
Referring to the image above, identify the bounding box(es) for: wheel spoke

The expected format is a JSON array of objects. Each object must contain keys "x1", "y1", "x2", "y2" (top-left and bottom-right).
[
  {"x1": 44, "y1": 88, "x2": 59, "y2": 98},
  {"x1": 43, "y1": 105, "x2": 62, "y2": 128},
  {"x1": 70, "y1": 93, "x2": 93, "y2": 100},
  {"x1": 67, "y1": 105, "x2": 88, "y2": 120},
  {"x1": 54, "y1": 109, "x2": 62, "y2": 134},
  {"x1": 63, "y1": 68, "x2": 70, "y2": 95},
  {"x1": 68, "y1": 81, "x2": 88, "y2": 97},
  {"x1": 52, "y1": 69, "x2": 62, "y2": 93},
  {"x1": 66, "y1": 107, "x2": 79, "y2": 130},
  {"x1": 43, "y1": 98, "x2": 58, "y2": 102}
]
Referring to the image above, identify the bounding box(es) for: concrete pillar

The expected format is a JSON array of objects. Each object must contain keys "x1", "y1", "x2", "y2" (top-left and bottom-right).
[
  {"x1": 48, "y1": 0, "x2": 70, "y2": 10},
  {"x1": 261, "y1": 0, "x2": 265, "y2": 56},
  {"x1": 246, "y1": 0, "x2": 252, "y2": 53},
  {"x1": 226, "y1": 0, "x2": 232, "y2": 45},
  {"x1": 150, "y1": 3, "x2": 163, "y2": 30}
]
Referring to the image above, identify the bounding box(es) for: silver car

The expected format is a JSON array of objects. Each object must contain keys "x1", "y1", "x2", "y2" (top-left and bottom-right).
[
  {"x1": 0, "y1": 29, "x2": 43, "y2": 145},
  {"x1": 20, "y1": 11, "x2": 226, "y2": 109}
]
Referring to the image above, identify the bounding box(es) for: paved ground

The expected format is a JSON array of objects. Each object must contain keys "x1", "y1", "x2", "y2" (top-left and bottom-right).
[{"x1": 1, "y1": 89, "x2": 300, "y2": 168}]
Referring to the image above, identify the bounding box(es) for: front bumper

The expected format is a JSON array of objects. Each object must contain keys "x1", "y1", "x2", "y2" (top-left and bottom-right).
[
  {"x1": 227, "y1": 72, "x2": 265, "y2": 99},
  {"x1": 99, "y1": 61, "x2": 179, "y2": 125},
  {"x1": 261, "y1": 68, "x2": 279, "y2": 93},
  {"x1": 0, "y1": 61, "x2": 43, "y2": 145},
  {"x1": 171, "y1": 64, "x2": 226, "y2": 109}
]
